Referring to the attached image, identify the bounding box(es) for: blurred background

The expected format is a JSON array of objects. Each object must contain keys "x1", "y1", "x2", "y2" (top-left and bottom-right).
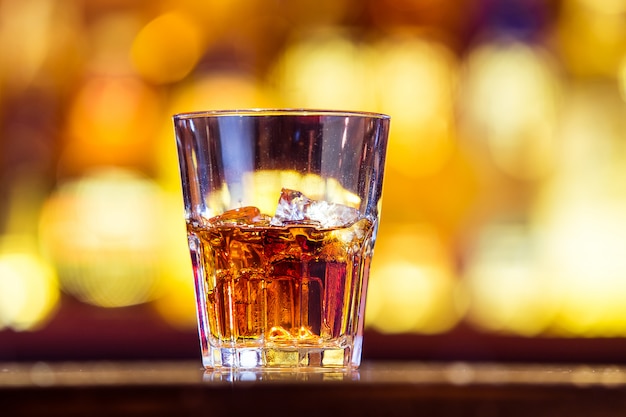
[{"x1": 3, "y1": 0, "x2": 626, "y2": 363}]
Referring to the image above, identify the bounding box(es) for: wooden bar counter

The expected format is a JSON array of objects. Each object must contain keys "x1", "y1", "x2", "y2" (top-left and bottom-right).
[{"x1": 3, "y1": 361, "x2": 626, "y2": 416}]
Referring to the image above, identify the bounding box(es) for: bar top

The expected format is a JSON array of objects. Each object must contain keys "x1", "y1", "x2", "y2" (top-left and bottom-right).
[{"x1": 3, "y1": 361, "x2": 626, "y2": 416}]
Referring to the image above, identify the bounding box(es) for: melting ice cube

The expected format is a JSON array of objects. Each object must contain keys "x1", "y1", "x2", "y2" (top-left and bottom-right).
[
  {"x1": 210, "y1": 206, "x2": 271, "y2": 226},
  {"x1": 270, "y1": 188, "x2": 360, "y2": 228}
]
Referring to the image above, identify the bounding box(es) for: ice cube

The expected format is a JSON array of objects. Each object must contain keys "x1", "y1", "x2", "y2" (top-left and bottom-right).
[
  {"x1": 210, "y1": 206, "x2": 271, "y2": 226},
  {"x1": 270, "y1": 188, "x2": 360, "y2": 228}
]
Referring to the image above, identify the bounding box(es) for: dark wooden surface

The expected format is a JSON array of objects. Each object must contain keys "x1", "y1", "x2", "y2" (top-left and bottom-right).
[{"x1": 3, "y1": 361, "x2": 626, "y2": 416}]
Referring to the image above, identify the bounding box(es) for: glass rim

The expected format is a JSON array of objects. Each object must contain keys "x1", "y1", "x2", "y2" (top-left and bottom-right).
[{"x1": 173, "y1": 108, "x2": 390, "y2": 121}]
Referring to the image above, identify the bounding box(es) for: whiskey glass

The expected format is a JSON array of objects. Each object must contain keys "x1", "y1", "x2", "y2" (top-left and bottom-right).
[{"x1": 174, "y1": 109, "x2": 390, "y2": 369}]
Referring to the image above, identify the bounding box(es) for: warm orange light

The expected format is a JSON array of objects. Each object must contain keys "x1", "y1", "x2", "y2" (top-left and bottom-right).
[
  {"x1": 0, "y1": 0, "x2": 82, "y2": 91},
  {"x1": 375, "y1": 36, "x2": 458, "y2": 178},
  {"x1": 151, "y1": 194, "x2": 196, "y2": 329},
  {"x1": 167, "y1": 72, "x2": 274, "y2": 115},
  {"x1": 62, "y1": 75, "x2": 162, "y2": 173},
  {"x1": 272, "y1": 31, "x2": 376, "y2": 110},
  {"x1": 557, "y1": 0, "x2": 626, "y2": 77},
  {"x1": 459, "y1": 40, "x2": 559, "y2": 180},
  {"x1": 575, "y1": 0, "x2": 626, "y2": 16},
  {"x1": 159, "y1": 0, "x2": 240, "y2": 33},
  {"x1": 619, "y1": 57, "x2": 626, "y2": 101},
  {"x1": 531, "y1": 84, "x2": 626, "y2": 336},
  {"x1": 367, "y1": 224, "x2": 462, "y2": 334},
  {"x1": 39, "y1": 168, "x2": 169, "y2": 308},
  {"x1": 463, "y1": 224, "x2": 556, "y2": 336},
  {"x1": 155, "y1": 73, "x2": 276, "y2": 193},
  {"x1": 535, "y1": 191, "x2": 626, "y2": 336},
  {"x1": 0, "y1": 236, "x2": 59, "y2": 331},
  {"x1": 131, "y1": 11, "x2": 202, "y2": 84}
]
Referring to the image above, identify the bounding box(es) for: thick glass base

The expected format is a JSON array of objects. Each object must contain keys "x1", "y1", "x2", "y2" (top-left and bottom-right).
[{"x1": 201, "y1": 338, "x2": 362, "y2": 370}]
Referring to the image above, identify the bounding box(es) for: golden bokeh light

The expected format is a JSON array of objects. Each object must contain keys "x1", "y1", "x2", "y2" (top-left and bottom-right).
[
  {"x1": 152, "y1": 267, "x2": 196, "y2": 329},
  {"x1": 87, "y1": 12, "x2": 142, "y2": 75},
  {"x1": 168, "y1": 72, "x2": 275, "y2": 116},
  {"x1": 463, "y1": 224, "x2": 556, "y2": 336},
  {"x1": 156, "y1": 72, "x2": 276, "y2": 193},
  {"x1": 460, "y1": 40, "x2": 559, "y2": 180},
  {"x1": 273, "y1": 31, "x2": 376, "y2": 110},
  {"x1": 158, "y1": 0, "x2": 249, "y2": 33},
  {"x1": 0, "y1": 0, "x2": 82, "y2": 91},
  {"x1": 131, "y1": 11, "x2": 203, "y2": 84},
  {"x1": 558, "y1": 0, "x2": 626, "y2": 77},
  {"x1": 63, "y1": 75, "x2": 162, "y2": 174},
  {"x1": 39, "y1": 168, "x2": 169, "y2": 308},
  {"x1": 0, "y1": 236, "x2": 59, "y2": 331},
  {"x1": 535, "y1": 191, "x2": 626, "y2": 336},
  {"x1": 151, "y1": 194, "x2": 196, "y2": 329},
  {"x1": 575, "y1": 0, "x2": 626, "y2": 15},
  {"x1": 367, "y1": 224, "x2": 462, "y2": 334},
  {"x1": 538, "y1": 212, "x2": 626, "y2": 333},
  {"x1": 531, "y1": 82, "x2": 626, "y2": 337},
  {"x1": 279, "y1": 0, "x2": 352, "y2": 27},
  {"x1": 375, "y1": 35, "x2": 457, "y2": 178},
  {"x1": 619, "y1": 56, "x2": 626, "y2": 101},
  {"x1": 380, "y1": 144, "x2": 479, "y2": 241}
]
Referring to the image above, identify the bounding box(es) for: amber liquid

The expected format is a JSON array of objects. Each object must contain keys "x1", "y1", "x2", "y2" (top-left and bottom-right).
[{"x1": 187, "y1": 210, "x2": 373, "y2": 352}]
